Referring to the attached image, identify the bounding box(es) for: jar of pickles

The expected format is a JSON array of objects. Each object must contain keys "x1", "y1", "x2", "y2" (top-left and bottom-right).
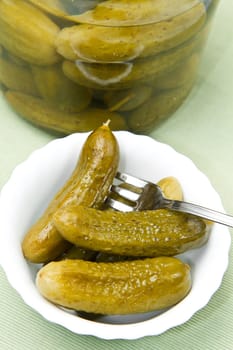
[{"x1": 0, "y1": 0, "x2": 219, "y2": 134}]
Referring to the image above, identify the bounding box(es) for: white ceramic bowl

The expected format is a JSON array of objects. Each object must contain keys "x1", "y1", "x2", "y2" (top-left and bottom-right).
[{"x1": 0, "y1": 131, "x2": 231, "y2": 340}]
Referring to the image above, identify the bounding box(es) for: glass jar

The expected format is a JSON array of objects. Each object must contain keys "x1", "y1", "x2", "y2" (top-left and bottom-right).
[{"x1": 0, "y1": 0, "x2": 219, "y2": 134}]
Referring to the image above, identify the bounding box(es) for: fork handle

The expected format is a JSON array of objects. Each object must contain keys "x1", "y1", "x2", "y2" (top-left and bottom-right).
[{"x1": 165, "y1": 200, "x2": 233, "y2": 228}]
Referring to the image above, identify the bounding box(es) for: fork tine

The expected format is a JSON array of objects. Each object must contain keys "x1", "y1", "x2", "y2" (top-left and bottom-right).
[
  {"x1": 116, "y1": 171, "x2": 148, "y2": 188},
  {"x1": 111, "y1": 185, "x2": 139, "y2": 202},
  {"x1": 105, "y1": 197, "x2": 135, "y2": 212}
]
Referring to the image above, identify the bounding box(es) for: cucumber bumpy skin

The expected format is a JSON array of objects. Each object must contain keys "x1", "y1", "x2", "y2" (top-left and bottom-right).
[
  {"x1": 53, "y1": 205, "x2": 208, "y2": 257},
  {"x1": 36, "y1": 257, "x2": 191, "y2": 315},
  {"x1": 22, "y1": 123, "x2": 119, "y2": 263}
]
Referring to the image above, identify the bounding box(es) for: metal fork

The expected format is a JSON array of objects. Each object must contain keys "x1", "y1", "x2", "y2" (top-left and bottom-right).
[{"x1": 105, "y1": 171, "x2": 233, "y2": 228}]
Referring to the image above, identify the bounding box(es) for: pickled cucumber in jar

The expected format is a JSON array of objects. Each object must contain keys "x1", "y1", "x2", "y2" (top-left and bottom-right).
[
  {"x1": 0, "y1": 0, "x2": 219, "y2": 134},
  {"x1": 56, "y1": 1, "x2": 206, "y2": 62}
]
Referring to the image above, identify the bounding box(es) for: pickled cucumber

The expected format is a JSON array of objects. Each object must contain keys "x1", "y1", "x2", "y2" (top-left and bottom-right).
[
  {"x1": 0, "y1": 0, "x2": 61, "y2": 65},
  {"x1": 62, "y1": 30, "x2": 204, "y2": 90},
  {"x1": 53, "y1": 205, "x2": 208, "y2": 257},
  {"x1": 57, "y1": 1, "x2": 206, "y2": 62},
  {"x1": 31, "y1": 64, "x2": 92, "y2": 112},
  {"x1": 22, "y1": 123, "x2": 120, "y2": 263},
  {"x1": 0, "y1": 0, "x2": 216, "y2": 135},
  {"x1": 0, "y1": 57, "x2": 38, "y2": 96},
  {"x1": 149, "y1": 54, "x2": 200, "y2": 91},
  {"x1": 36, "y1": 257, "x2": 191, "y2": 315},
  {"x1": 5, "y1": 91, "x2": 126, "y2": 134},
  {"x1": 128, "y1": 82, "x2": 194, "y2": 133},
  {"x1": 157, "y1": 177, "x2": 183, "y2": 201},
  {"x1": 69, "y1": 0, "x2": 204, "y2": 26}
]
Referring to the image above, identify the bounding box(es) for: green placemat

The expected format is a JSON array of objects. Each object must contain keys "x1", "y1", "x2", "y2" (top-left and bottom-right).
[{"x1": 0, "y1": 1, "x2": 233, "y2": 349}]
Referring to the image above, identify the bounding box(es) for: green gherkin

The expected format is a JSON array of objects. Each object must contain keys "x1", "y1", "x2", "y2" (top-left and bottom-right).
[
  {"x1": 36, "y1": 256, "x2": 191, "y2": 315},
  {"x1": 21, "y1": 123, "x2": 120, "y2": 263},
  {"x1": 53, "y1": 205, "x2": 208, "y2": 257}
]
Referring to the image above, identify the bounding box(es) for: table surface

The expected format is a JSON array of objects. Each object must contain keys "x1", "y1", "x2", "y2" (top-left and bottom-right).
[{"x1": 0, "y1": 2, "x2": 233, "y2": 349}]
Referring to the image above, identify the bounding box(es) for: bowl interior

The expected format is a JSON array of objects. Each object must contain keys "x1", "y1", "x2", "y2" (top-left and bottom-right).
[{"x1": 0, "y1": 131, "x2": 231, "y2": 339}]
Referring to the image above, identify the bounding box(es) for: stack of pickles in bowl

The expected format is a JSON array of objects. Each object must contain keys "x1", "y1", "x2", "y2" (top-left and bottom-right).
[{"x1": 0, "y1": 0, "x2": 219, "y2": 134}]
